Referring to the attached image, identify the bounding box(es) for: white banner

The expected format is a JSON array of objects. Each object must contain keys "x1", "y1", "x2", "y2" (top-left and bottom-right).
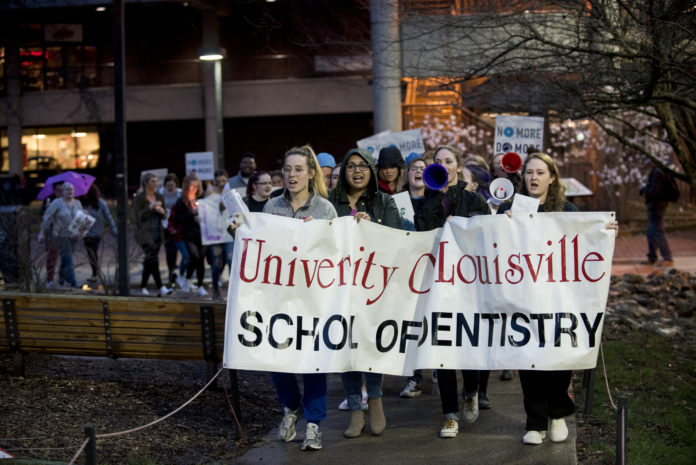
[
  {"x1": 223, "y1": 212, "x2": 615, "y2": 375},
  {"x1": 198, "y1": 194, "x2": 234, "y2": 245},
  {"x1": 494, "y1": 115, "x2": 544, "y2": 155}
]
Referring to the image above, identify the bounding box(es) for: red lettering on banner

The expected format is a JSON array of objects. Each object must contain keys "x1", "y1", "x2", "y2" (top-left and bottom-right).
[
  {"x1": 240, "y1": 238, "x2": 263, "y2": 282},
  {"x1": 436, "y1": 241, "x2": 454, "y2": 284},
  {"x1": 409, "y1": 253, "x2": 436, "y2": 294},
  {"x1": 582, "y1": 252, "x2": 605, "y2": 282},
  {"x1": 505, "y1": 254, "x2": 523, "y2": 284}
]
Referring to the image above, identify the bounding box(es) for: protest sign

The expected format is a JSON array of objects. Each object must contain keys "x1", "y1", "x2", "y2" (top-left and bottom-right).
[
  {"x1": 494, "y1": 115, "x2": 544, "y2": 155},
  {"x1": 185, "y1": 152, "x2": 215, "y2": 181},
  {"x1": 198, "y1": 193, "x2": 234, "y2": 245},
  {"x1": 392, "y1": 191, "x2": 415, "y2": 222},
  {"x1": 357, "y1": 129, "x2": 425, "y2": 161},
  {"x1": 223, "y1": 212, "x2": 615, "y2": 375},
  {"x1": 68, "y1": 210, "x2": 96, "y2": 238}
]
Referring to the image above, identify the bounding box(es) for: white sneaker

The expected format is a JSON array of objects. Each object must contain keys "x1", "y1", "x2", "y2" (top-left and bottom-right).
[
  {"x1": 159, "y1": 286, "x2": 173, "y2": 296},
  {"x1": 197, "y1": 286, "x2": 208, "y2": 297},
  {"x1": 301, "y1": 422, "x2": 322, "y2": 451},
  {"x1": 522, "y1": 430, "x2": 546, "y2": 445},
  {"x1": 278, "y1": 407, "x2": 300, "y2": 442},
  {"x1": 400, "y1": 380, "x2": 422, "y2": 398},
  {"x1": 440, "y1": 419, "x2": 459, "y2": 438},
  {"x1": 189, "y1": 282, "x2": 198, "y2": 292},
  {"x1": 548, "y1": 418, "x2": 568, "y2": 442},
  {"x1": 462, "y1": 393, "x2": 479, "y2": 423},
  {"x1": 141, "y1": 288, "x2": 150, "y2": 295},
  {"x1": 338, "y1": 395, "x2": 368, "y2": 411},
  {"x1": 176, "y1": 276, "x2": 189, "y2": 292}
]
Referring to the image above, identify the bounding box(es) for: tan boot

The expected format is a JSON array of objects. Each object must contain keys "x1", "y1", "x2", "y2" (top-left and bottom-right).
[
  {"x1": 368, "y1": 397, "x2": 386, "y2": 435},
  {"x1": 344, "y1": 410, "x2": 365, "y2": 438}
]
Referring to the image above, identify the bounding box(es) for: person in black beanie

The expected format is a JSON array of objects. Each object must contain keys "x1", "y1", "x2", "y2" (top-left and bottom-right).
[{"x1": 377, "y1": 146, "x2": 405, "y2": 194}]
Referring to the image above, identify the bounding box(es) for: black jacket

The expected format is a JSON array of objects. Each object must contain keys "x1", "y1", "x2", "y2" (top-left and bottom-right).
[
  {"x1": 415, "y1": 181, "x2": 491, "y2": 231},
  {"x1": 328, "y1": 148, "x2": 402, "y2": 229}
]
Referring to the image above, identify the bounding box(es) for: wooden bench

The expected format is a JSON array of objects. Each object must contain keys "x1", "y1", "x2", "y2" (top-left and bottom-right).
[{"x1": 1, "y1": 293, "x2": 229, "y2": 375}]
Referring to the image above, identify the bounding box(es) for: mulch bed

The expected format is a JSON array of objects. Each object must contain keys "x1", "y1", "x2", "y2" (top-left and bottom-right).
[{"x1": 0, "y1": 356, "x2": 279, "y2": 464}]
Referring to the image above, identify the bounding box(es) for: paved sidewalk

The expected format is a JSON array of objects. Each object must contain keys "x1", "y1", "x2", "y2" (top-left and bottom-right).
[{"x1": 611, "y1": 228, "x2": 696, "y2": 275}]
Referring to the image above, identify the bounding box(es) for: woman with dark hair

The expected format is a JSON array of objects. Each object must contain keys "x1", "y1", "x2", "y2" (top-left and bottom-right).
[
  {"x1": 170, "y1": 174, "x2": 208, "y2": 296},
  {"x1": 328, "y1": 147, "x2": 401, "y2": 439},
  {"x1": 82, "y1": 184, "x2": 116, "y2": 283},
  {"x1": 462, "y1": 163, "x2": 495, "y2": 209},
  {"x1": 497, "y1": 152, "x2": 617, "y2": 445},
  {"x1": 415, "y1": 144, "x2": 491, "y2": 439},
  {"x1": 376, "y1": 146, "x2": 405, "y2": 194},
  {"x1": 160, "y1": 173, "x2": 182, "y2": 286},
  {"x1": 244, "y1": 170, "x2": 273, "y2": 212},
  {"x1": 133, "y1": 173, "x2": 172, "y2": 296}
]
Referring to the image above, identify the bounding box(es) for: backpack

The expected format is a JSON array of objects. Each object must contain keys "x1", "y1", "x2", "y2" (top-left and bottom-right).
[{"x1": 664, "y1": 173, "x2": 680, "y2": 203}]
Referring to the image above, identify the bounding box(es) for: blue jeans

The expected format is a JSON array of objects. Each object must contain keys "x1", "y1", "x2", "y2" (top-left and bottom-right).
[
  {"x1": 56, "y1": 237, "x2": 77, "y2": 287},
  {"x1": 271, "y1": 372, "x2": 327, "y2": 425},
  {"x1": 341, "y1": 371, "x2": 383, "y2": 411},
  {"x1": 646, "y1": 202, "x2": 672, "y2": 261},
  {"x1": 175, "y1": 241, "x2": 190, "y2": 276}
]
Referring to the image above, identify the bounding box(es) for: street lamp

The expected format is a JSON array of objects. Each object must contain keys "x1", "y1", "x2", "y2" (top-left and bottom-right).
[{"x1": 198, "y1": 47, "x2": 224, "y2": 171}]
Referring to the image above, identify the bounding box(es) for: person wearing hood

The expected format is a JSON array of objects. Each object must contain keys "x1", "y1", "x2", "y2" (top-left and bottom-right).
[
  {"x1": 376, "y1": 146, "x2": 405, "y2": 195},
  {"x1": 414, "y1": 145, "x2": 491, "y2": 439},
  {"x1": 328, "y1": 148, "x2": 401, "y2": 439}
]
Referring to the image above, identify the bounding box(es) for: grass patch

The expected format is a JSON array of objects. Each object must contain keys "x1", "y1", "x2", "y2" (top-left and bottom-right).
[{"x1": 583, "y1": 330, "x2": 696, "y2": 464}]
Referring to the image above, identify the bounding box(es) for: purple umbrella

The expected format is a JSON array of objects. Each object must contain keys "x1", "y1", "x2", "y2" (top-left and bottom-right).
[{"x1": 36, "y1": 171, "x2": 96, "y2": 200}]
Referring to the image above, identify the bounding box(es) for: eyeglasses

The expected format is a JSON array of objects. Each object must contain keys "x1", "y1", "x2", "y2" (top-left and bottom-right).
[
  {"x1": 255, "y1": 181, "x2": 272, "y2": 186},
  {"x1": 409, "y1": 166, "x2": 425, "y2": 173},
  {"x1": 346, "y1": 163, "x2": 370, "y2": 172}
]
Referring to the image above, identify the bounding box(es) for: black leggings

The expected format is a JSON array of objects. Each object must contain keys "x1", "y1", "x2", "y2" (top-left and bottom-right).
[
  {"x1": 519, "y1": 370, "x2": 575, "y2": 431},
  {"x1": 83, "y1": 236, "x2": 101, "y2": 278},
  {"x1": 185, "y1": 240, "x2": 206, "y2": 286},
  {"x1": 439, "y1": 369, "x2": 480, "y2": 416},
  {"x1": 140, "y1": 241, "x2": 163, "y2": 289}
]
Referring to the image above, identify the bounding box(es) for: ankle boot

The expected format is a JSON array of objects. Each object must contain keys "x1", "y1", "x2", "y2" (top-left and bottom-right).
[
  {"x1": 344, "y1": 410, "x2": 365, "y2": 438},
  {"x1": 368, "y1": 397, "x2": 386, "y2": 435}
]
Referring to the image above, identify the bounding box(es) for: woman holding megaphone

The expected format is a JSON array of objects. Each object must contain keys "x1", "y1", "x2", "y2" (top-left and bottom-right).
[
  {"x1": 497, "y1": 152, "x2": 618, "y2": 446},
  {"x1": 414, "y1": 145, "x2": 491, "y2": 439}
]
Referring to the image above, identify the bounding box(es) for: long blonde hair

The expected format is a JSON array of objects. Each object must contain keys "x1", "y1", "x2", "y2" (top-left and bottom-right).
[
  {"x1": 520, "y1": 152, "x2": 566, "y2": 212},
  {"x1": 284, "y1": 145, "x2": 328, "y2": 199}
]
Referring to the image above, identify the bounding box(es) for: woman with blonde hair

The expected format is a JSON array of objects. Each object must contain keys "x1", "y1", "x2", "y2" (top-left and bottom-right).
[{"x1": 232, "y1": 145, "x2": 336, "y2": 451}]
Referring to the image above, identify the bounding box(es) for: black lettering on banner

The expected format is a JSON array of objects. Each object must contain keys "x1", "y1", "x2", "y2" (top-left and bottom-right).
[
  {"x1": 349, "y1": 315, "x2": 358, "y2": 349},
  {"x1": 376, "y1": 320, "x2": 398, "y2": 352},
  {"x1": 531, "y1": 313, "x2": 553, "y2": 347},
  {"x1": 296, "y1": 316, "x2": 320, "y2": 351},
  {"x1": 431, "y1": 312, "x2": 452, "y2": 346},
  {"x1": 481, "y1": 314, "x2": 500, "y2": 347},
  {"x1": 581, "y1": 313, "x2": 604, "y2": 347},
  {"x1": 238, "y1": 310, "x2": 263, "y2": 347},
  {"x1": 418, "y1": 316, "x2": 429, "y2": 346},
  {"x1": 456, "y1": 313, "x2": 480, "y2": 347},
  {"x1": 508, "y1": 312, "x2": 531, "y2": 347},
  {"x1": 399, "y1": 320, "x2": 421, "y2": 353},
  {"x1": 554, "y1": 312, "x2": 578, "y2": 347},
  {"x1": 269, "y1": 313, "x2": 293, "y2": 349},
  {"x1": 322, "y1": 314, "x2": 348, "y2": 350},
  {"x1": 499, "y1": 313, "x2": 508, "y2": 346}
]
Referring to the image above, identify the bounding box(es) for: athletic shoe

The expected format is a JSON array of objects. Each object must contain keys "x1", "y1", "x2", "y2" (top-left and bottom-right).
[
  {"x1": 478, "y1": 392, "x2": 492, "y2": 409},
  {"x1": 439, "y1": 419, "x2": 459, "y2": 438},
  {"x1": 499, "y1": 370, "x2": 513, "y2": 381},
  {"x1": 159, "y1": 286, "x2": 173, "y2": 296},
  {"x1": 278, "y1": 407, "x2": 300, "y2": 442},
  {"x1": 197, "y1": 286, "x2": 208, "y2": 297},
  {"x1": 549, "y1": 418, "x2": 568, "y2": 442},
  {"x1": 658, "y1": 259, "x2": 674, "y2": 267},
  {"x1": 522, "y1": 430, "x2": 546, "y2": 445},
  {"x1": 400, "y1": 380, "x2": 422, "y2": 398},
  {"x1": 338, "y1": 395, "x2": 368, "y2": 411},
  {"x1": 141, "y1": 288, "x2": 150, "y2": 295},
  {"x1": 462, "y1": 393, "x2": 479, "y2": 423},
  {"x1": 338, "y1": 398, "x2": 349, "y2": 411},
  {"x1": 189, "y1": 282, "x2": 198, "y2": 292},
  {"x1": 176, "y1": 276, "x2": 189, "y2": 292},
  {"x1": 300, "y1": 422, "x2": 322, "y2": 451}
]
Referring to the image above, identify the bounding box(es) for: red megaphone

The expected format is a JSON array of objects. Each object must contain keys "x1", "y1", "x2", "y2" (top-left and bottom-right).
[{"x1": 501, "y1": 152, "x2": 522, "y2": 173}]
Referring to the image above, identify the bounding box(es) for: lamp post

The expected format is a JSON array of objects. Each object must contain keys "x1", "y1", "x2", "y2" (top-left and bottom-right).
[{"x1": 199, "y1": 47, "x2": 224, "y2": 171}]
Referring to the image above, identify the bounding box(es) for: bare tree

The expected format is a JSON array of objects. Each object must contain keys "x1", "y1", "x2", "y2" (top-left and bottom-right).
[{"x1": 400, "y1": 0, "x2": 696, "y2": 194}]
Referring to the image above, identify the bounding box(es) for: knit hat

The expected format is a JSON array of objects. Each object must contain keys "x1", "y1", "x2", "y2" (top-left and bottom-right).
[
  {"x1": 377, "y1": 146, "x2": 405, "y2": 169},
  {"x1": 405, "y1": 152, "x2": 421, "y2": 166},
  {"x1": 316, "y1": 152, "x2": 336, "y2": 169}
]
